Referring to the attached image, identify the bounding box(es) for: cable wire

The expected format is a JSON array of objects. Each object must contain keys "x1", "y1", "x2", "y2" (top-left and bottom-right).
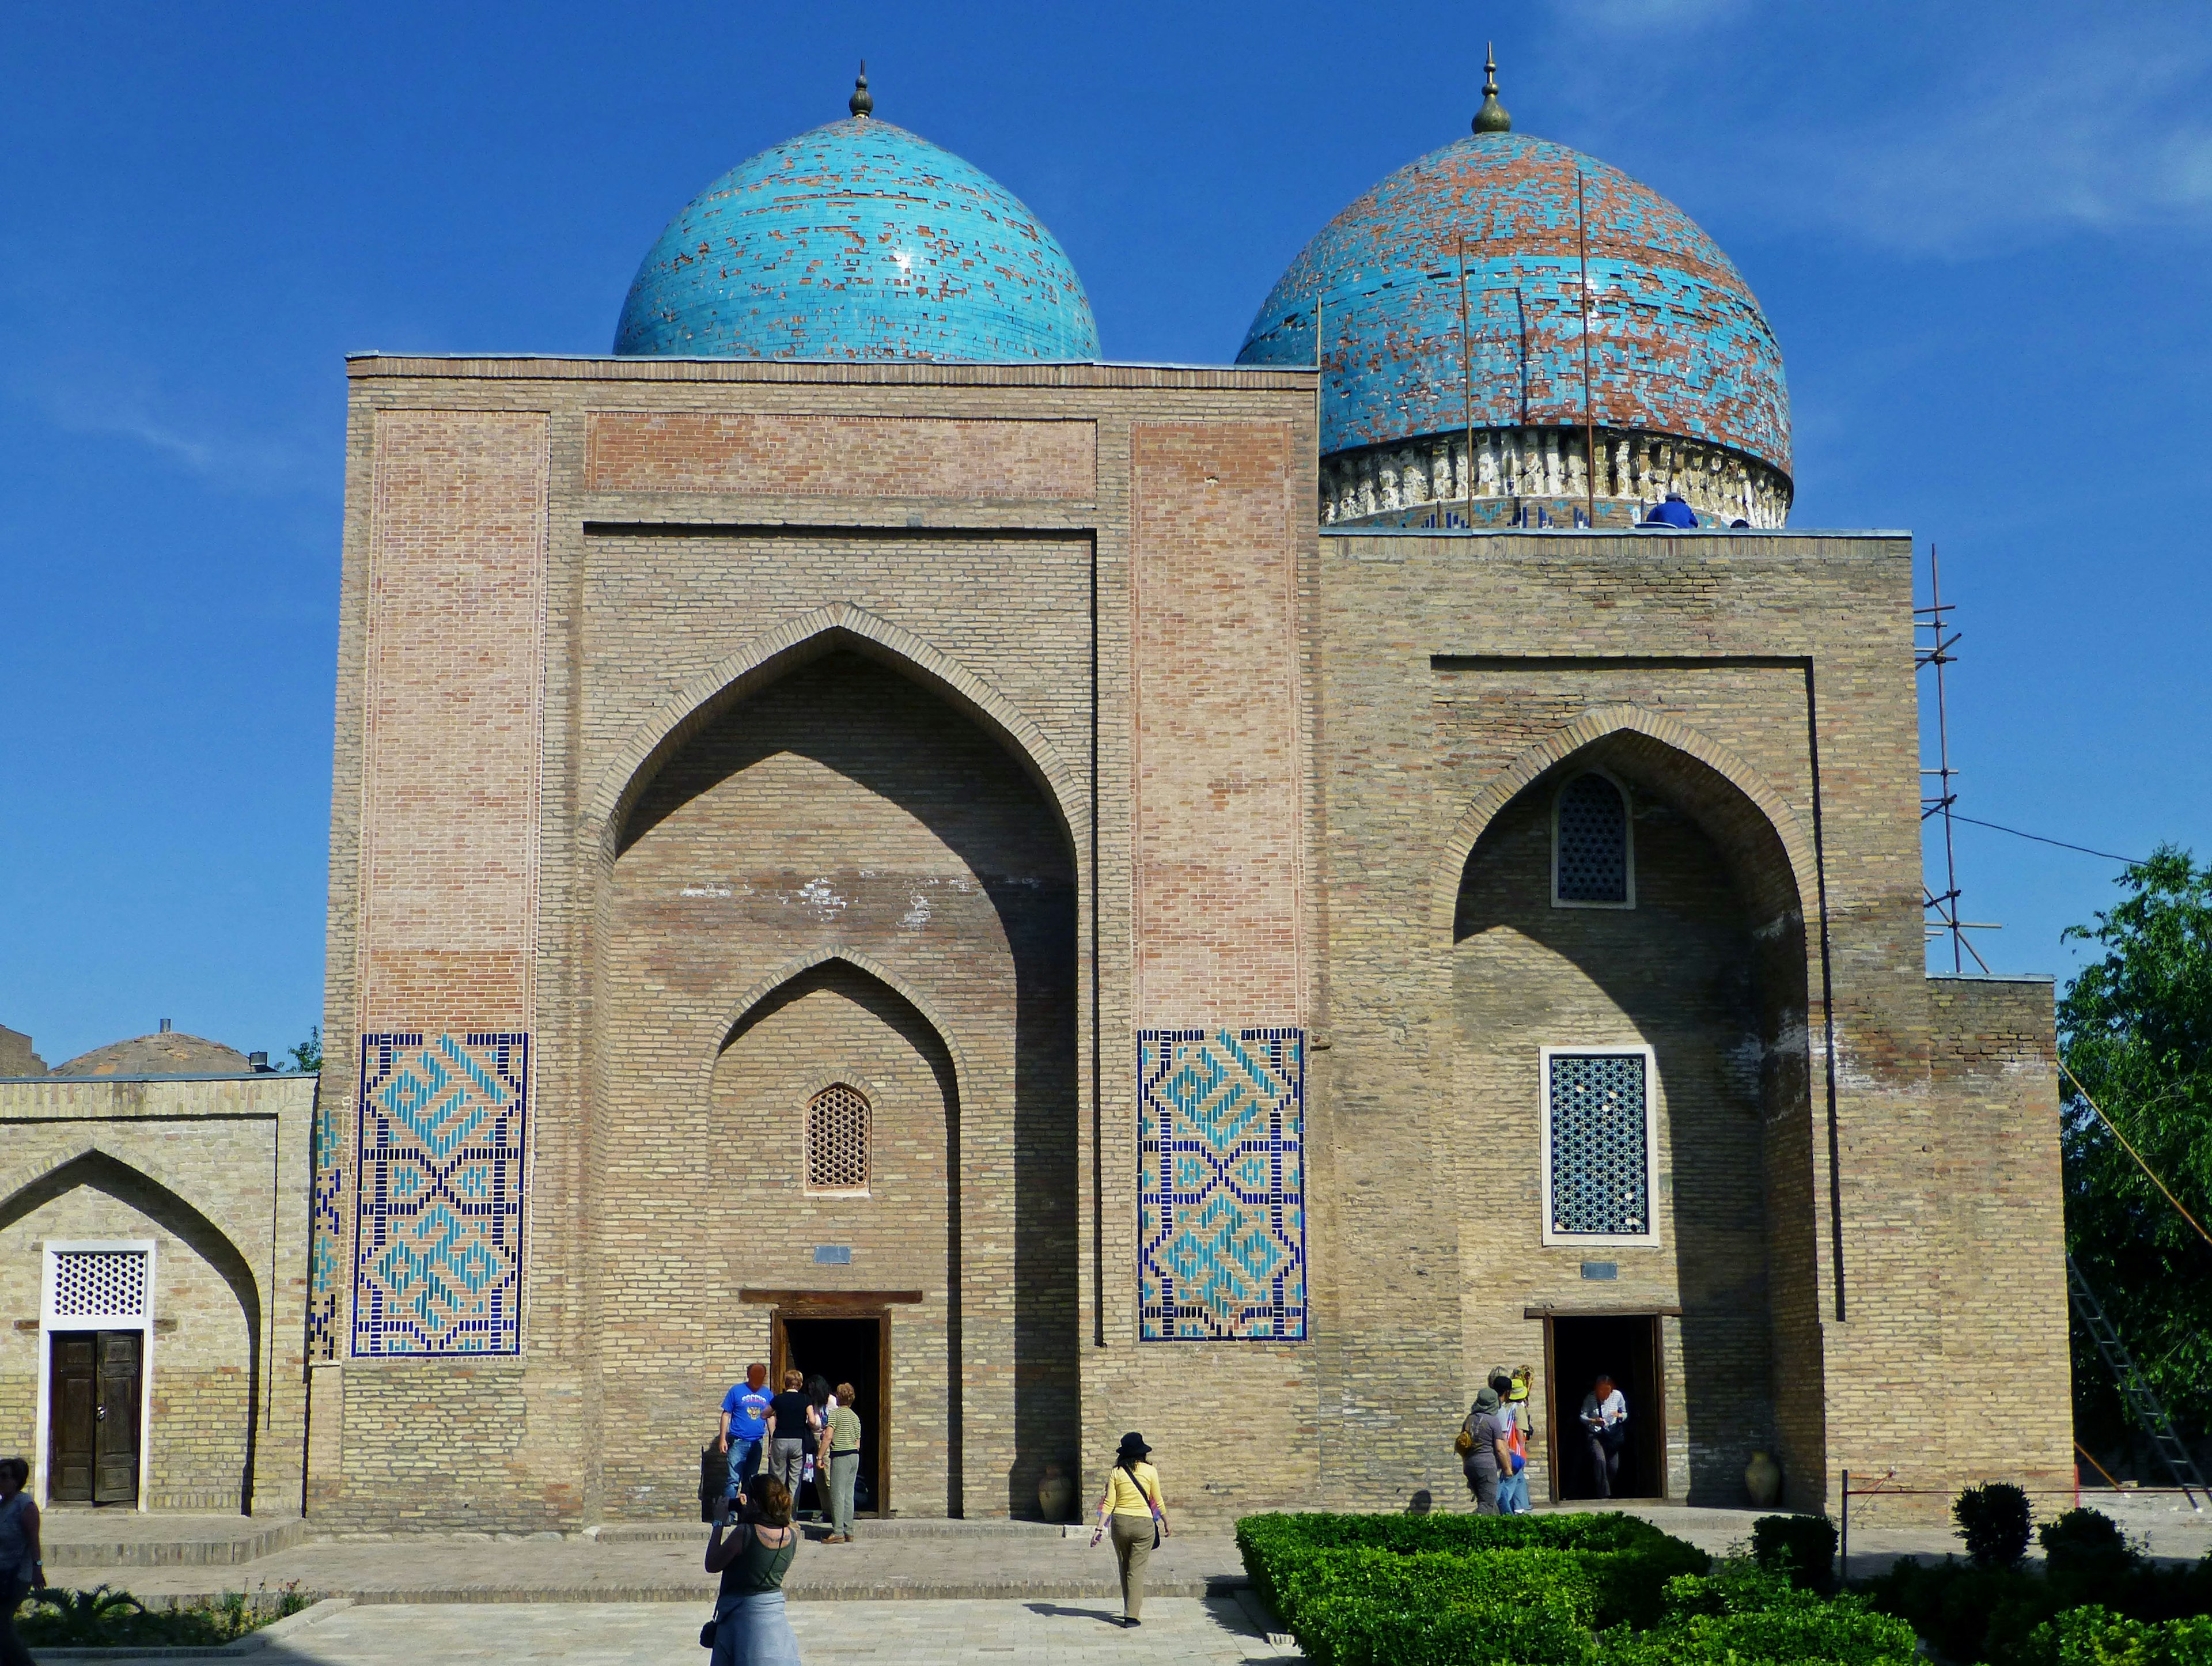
[
  {"x1": 2061, "y1": 1059, "x2": 2212, "y2": 1251},
  {"x1": 1951, "y1": 815, "x2": 2145, "y2": 865}
]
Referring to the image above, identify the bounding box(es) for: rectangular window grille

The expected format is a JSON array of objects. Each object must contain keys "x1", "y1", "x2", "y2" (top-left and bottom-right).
[
  {"x1": 1545, "y1": 1051, "x2": 1654, "y2": 1241},
  {"x1": 806, "y1": 1085, "x2": 870, "y2": 1194},
  {"x1": 52, "y1": 1250, "x2": 148, "y2": 1320}
]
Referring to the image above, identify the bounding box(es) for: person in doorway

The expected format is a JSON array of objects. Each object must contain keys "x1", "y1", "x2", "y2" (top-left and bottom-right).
[
  {"x1": 704, "y1": 1474, "x2": 801, "y2": 1665},
  {"x1": 1580, "y1": 1373, "x2": 1628, "y2": 1498},
  {"x1": 1460, "y1": 1385, "x2": 1512, "y2": 1514},
  {"x1": 1089, "y1": 1432, "x2": 1168, "y2": 1627},
  {"x1": 719, "y1": 1363, "x2": 772, "y2": 1505},
  {"x1": 802, "y1": 1375, "x2": 834, "y2": 1522},
  {"x1": 0, "y1": 1456, "x2": 41, "y2": 1666},
  {"x1": 823, "y1": 1384, "x2": 863, "y2": 1543},
  {"x1": 1499, "y1": 1368, "x2": 1536, "y2": 1514},
  {"x1": 766, "y1": 1370, "x2": 812, "y2": 1502}
]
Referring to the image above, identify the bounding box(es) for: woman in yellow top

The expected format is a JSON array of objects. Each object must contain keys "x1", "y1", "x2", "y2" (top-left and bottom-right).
[{"x1": 1089, "y1": 1431, "x2": 1169, "y2": 1627}]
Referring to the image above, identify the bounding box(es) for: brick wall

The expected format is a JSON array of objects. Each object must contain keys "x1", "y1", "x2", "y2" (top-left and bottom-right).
[{"x1": 585, "y1": 412, "x2": 1097, "y2": 500}]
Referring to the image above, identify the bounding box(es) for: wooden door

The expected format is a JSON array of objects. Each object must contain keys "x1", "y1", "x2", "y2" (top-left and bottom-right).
[
  {"x1": 48, "y1": 1332, "x2": 97, "y2": 1502},
  {"x1": 95, "y1": 1331, "x2": 142, "y2": 1504}
]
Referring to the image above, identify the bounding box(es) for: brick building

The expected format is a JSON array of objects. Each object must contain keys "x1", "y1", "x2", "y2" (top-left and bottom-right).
[
  {"x1": 276, "y1": 68, "x2": 2071, "y2": 1529},
  {"x1": 0, "y1": 1027, "x2": 313, "y2": 1514}
]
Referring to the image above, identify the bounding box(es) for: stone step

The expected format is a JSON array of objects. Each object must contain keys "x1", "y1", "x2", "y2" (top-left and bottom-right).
[{"x1": 40, "y1": 1514, "x2": 306, "y2": 1568}]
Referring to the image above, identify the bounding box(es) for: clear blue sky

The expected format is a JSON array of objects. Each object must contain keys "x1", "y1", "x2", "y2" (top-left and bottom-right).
[{"x1": 3, "y1": 1, "x2": 2206, "y2": 1066}]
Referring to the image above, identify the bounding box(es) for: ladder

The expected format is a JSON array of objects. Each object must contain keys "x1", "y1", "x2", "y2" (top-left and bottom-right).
[{"x1": 2067, "y1": 1254, "x2": 2207, "y2": 1509}]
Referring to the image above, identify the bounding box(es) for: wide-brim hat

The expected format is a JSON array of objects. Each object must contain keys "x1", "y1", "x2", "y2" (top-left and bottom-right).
[{"x1": 1116, "y1": 1431, "x2": 1152, "y2": 1459}]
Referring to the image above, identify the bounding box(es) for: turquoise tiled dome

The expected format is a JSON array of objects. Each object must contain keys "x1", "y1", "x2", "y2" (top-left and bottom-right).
[{"x1": 615, "y1": 111, "x2": 1098, "y2": 362}]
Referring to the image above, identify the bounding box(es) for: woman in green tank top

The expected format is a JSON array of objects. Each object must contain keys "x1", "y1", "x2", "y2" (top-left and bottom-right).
[{"x1": 704, "y1": 1474, "x2": 802, "y2": 1664}]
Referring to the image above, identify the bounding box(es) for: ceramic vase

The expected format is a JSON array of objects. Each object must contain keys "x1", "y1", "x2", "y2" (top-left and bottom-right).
[
  {"x1": 1745, "y1": 1449, "x2": 1782, "y2": 1509},
  {"x1": 1038, "y1": 1462, "x2": 1076, "y2": 1521}
]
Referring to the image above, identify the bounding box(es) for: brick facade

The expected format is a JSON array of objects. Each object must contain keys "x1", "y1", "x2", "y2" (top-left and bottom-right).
[{"x1": 299, "y1": 355, "x2": 2068, "y2": 1528}]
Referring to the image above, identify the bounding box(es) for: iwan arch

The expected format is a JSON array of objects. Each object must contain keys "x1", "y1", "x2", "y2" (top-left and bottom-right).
[{"x1": 305, "y1": 71, "x2": 2069, "y2": 1529}]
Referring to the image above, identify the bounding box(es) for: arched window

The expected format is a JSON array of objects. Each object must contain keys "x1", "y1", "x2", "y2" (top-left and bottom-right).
[
  {"x1": 1553, "y1": 771, "x2": 1633, "y2": 907},
  {"x1": 805, "y1": 1084, "x2": 870, "y2": 1195}
]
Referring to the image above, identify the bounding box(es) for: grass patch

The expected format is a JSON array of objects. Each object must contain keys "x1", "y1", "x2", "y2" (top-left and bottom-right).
[{"x1": 19, "y1": 1582, "x2": 315, "y2": 1648}]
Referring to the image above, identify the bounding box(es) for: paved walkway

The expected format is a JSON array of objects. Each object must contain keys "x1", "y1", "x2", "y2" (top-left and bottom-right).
[
  {"x1": 79, "y1": 1597, "x2": 1299, "y2": 1664},
  {"x1": 41, "y1": 1497, "x2": 2210, "y2": 1606},
  {"x1": 44, "y1": 1525, "x2": 1249, "y2": 1604}
]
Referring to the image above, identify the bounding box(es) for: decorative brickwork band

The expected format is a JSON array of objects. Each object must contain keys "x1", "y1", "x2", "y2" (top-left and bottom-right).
[
  {"x1": 1138, "y1": 1027, "x2": 1306, "y2": 1341},
  {"x1": 352, "y1": 1032, "x2": 529, "y2": 1357}
]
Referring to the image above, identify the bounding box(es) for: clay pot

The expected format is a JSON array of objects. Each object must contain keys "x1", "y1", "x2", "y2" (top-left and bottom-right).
[
  {"x1": 1037, "y1": 1462, "x2": 1076, "y2": 1522},
  {"x1": 1745, "y1": 1450, "x2": 1782, "y2": 1509}
]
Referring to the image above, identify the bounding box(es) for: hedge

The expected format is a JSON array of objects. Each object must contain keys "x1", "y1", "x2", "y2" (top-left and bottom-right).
[
  {"x1": 1236, "y1": 1512, "x2": 1709, "y2": 1666},
  {"x1": 2010, "y1": 1606, "x2": 2212, "y2": 1666}
]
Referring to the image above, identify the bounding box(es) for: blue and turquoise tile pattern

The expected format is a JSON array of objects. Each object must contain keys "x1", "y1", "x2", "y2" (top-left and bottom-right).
[
  {"x1": 353, "y1": 1032, "x2": 529, "y2": 1357},
  {"x1": 1138, "y1": 1027, "x2": 1306, "y2": 1341}
]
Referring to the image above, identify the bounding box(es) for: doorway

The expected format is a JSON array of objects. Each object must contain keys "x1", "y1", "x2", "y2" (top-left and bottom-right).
[
  {"x1": 1547, "y1": 1314, "x2": 1665, "y2": 1501},
  {"x1": 773, "y1": 1313, "x2": 887, "y2": 1519},
  {"x1": 48, "y1": 1331, "x2": 142, "y2": 1506}
]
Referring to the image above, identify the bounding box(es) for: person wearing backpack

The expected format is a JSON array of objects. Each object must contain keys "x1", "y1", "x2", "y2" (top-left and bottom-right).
[{"x1": 1457, "y1": 1385, "x2": 1512, "y2": 1514}]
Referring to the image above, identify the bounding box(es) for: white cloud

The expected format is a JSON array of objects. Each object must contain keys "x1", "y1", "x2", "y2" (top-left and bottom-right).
[
  {"x1": 1551, "y1": 0, "x2": 1748, "y2": 30},
  {"x1": 12, "y1": 363, "x2": 311, "y2": 494},
  {"x1": 1778, "y1": 32, "x2": 2212, "y2": 256}
]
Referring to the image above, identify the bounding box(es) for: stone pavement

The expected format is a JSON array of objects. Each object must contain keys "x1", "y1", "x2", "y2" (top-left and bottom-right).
[
  {"x1": 44, "y1": 1521, "x2": 1249, "y2": 1604},
  {"x1": 78, "y1": 1597, "x2": 1300, "y2": 1665},
  {"x1": 40, "y1": 1496, "x2": 2210, "y2": 1607}
]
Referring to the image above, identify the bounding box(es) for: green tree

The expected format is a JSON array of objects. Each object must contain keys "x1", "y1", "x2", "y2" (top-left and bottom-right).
[
  {"x1": 2058, "y1": 846, "x2": 2212, "y2": 1445},
  {"x1": 285, "y1": 1025, "x2": 322, "y2": 1074}
]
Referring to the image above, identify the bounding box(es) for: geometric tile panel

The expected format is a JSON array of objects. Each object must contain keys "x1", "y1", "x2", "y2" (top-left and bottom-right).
[
  {"x1": 353, "y1": 1032, "x2": 529, "y2": 1356},
  {"x1": 310, "y1": 1084, "x2": 344, "y2": 1361},
  {"x1": 1138, "y1": 1027, "x2": 1306, "y2": 1341},
  {"x1": 1548, "y1": 1051, "x2": 1649, "y2": 1236},
  {"x1": 1556, "y1": 772, "x2": 1628, "y2": 903}
]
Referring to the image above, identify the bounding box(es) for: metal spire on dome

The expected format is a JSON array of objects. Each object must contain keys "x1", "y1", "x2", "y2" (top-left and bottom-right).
[
  {"x1": 1472, "y1": 43, "x2": 1511, "y2": 135},
  {"x1": 849, "y1": 60, "x2": 873, "y2": 118}
]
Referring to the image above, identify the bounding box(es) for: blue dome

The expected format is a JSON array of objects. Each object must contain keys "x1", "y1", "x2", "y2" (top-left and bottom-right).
[
  {"x1": 615, "y1": 116, "x2": 1099, "y2": 362},
  {"x1": 1236, "y1": 130, "x2": 1790, "y2": 480}
]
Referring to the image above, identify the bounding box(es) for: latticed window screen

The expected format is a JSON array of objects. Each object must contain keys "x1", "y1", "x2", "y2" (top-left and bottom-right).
[
  {"x1": 1548, "y1": 1054, "x2": 1650, "y2": 1236},
  {"x1": 1556, "y1": 773, "x2": 1630, "y2": 903},
  {"x1": 806, "y1": 1085, "x2": 870, "y2": 1193},
  {"x1": 52, "y1": 1250, "x2": 148, "y2": 1319}
]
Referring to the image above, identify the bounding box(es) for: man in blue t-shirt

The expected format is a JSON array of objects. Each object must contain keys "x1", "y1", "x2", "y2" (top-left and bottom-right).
[{"x1": 718, "y1": 1362, "x2": 771, "y2": 1503}]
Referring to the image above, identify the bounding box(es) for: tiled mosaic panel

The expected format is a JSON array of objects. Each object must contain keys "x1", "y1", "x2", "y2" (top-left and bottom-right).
[
  {"x1": 1556, "y1": 773, "x2": 1628, "y2": 902},
  {"x1": 353, "y1": 1032, "x2": 529, "y2": 1356},
  {"x1": 1549, "y1": 1052, "x2": 1649, "y2": 1235},
  {"x1": 1138, "y1": 1027, "x2": 1306, "y2": 1341},
  {"x1": 309, "y1": 1084, "x2": 344, "y2": 1360}
]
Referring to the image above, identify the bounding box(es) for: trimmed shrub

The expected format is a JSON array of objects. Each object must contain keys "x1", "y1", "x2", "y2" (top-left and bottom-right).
[
  {"x1": 2037, "y1": 1508, "x2": 2137, "y2": 1580},
  {"x1": 2010, "y1": 1605, "x2": 2212, "y2": 1666},
  {"x1": 1282, "y1": 1547, "x2": 1598, "y2": 1666},
  {"x1": 1234, "y1": 1512, "x2": 1703, "y2": 1666},
  {"x1": 1752, "y1": 1513, "x2": 1840, "y2": 1595},
  {"x1": 1955, "y1": 1482, "x2": 2035, "y2": 1569}
]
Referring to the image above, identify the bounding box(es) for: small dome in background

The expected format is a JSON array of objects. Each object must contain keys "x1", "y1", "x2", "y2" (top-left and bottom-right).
[
  {"x1": 50, "y1": 1031, "x2": 252, "y2": 1077},
  {"x1": 615, "y1": 74, "x2": 1098, "y2": 364},
  {"x1": 1236, "y1": 72, "x2": 1791, "y2": 529}
]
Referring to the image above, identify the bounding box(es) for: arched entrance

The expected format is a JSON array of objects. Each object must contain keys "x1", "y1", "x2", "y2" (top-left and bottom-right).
[
  {"x1": 590, "y1": 645, "x2": 1080, "y2": 1520},
  {"x1": 1451, "y1": 727, "x2": 1820, "y2": 1506},
  {"x1": 0, "y1": 1150, "x2": 264, "y2": 1513}
]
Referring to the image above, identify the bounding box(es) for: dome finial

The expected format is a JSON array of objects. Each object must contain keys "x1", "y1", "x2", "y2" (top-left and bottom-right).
[
  {"x1": 849, "y1": 60, "x2": 873, "y2": 119},
  {"x1": 1472, "y1": 42, "x2": 1511, "y2": 135}
]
